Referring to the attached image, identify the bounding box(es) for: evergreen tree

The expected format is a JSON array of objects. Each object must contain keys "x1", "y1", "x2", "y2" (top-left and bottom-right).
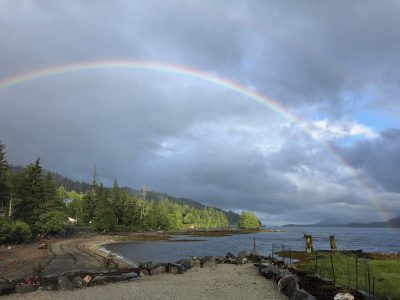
[
  {"x1": 43, "y1": 173, "x2": 64, "y2": 211},
  {"x1": 111, "y1": 179, "x2": 123, "y2": 224},
  {"x1": 238, "y1": 211, "x2": 260, "y2": 229},
  {"x1": 81, "y1": 170, "x2": 98, "y2": 224},
  {"x1": 122, "y1": 194, "x2": 141, "y2": 227},
  {"x1": 0, "y1": 142, "x2": 10, "y2": 212},
  {"x1": 92, "y1": 184, "x2": 116, "y2": 231},
  {"x1": 13, "y1": 158, "x2": 44, "y2": 225}
]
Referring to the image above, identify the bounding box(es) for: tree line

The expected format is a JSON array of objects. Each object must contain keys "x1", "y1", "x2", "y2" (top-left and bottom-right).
[{"x1": 0, "y1": 141, "x2": 232, "y2": 243}]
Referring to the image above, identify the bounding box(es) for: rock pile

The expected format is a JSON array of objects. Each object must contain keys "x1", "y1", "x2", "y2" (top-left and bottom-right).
[{"x1": 257, "y1": 263, "x2": 316, "y2": 300}]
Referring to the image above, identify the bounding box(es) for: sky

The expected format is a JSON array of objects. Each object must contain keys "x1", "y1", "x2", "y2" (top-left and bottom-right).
[{"x1": 1, "y1": 0, "x2": 400, "y2": 225}]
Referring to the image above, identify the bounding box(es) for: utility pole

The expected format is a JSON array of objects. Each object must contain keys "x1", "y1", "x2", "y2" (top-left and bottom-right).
[{"x1": 141, "y1": 184, "x2": 147, "y2": 201}]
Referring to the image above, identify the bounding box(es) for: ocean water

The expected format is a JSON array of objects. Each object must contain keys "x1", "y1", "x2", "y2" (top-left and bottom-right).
[{"x1": 105, "y1": 227, "x2": 400, "y2": 264}]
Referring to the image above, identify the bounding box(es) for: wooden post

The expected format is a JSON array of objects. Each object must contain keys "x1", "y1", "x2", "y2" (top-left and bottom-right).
[
  {"x1": 272, "y1": 244, "x2": 274, "y2": 260},
  {"x1": 355, "y1": 256, "x2": 358, "y2": 290},
  {"x1": 253, "y1": 237, "x2": 256, "y2": 253},
  {"x1": 304, "y1": 234, "x2": 313, "y2": 253},
  {"x1": 330, "y1": 252, "x2": 336, "y2": 285},
  {"x1": 315, "y1": 251, "x2": 318, "y2": 275},
  {"x1": 330, "y1": 235, "x2": 337, "y2": 252}
]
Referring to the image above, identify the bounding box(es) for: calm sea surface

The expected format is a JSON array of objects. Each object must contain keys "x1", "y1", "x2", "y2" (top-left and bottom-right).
[{"x1": 104, "y1": 227, "x2": 400, "y2": 264}]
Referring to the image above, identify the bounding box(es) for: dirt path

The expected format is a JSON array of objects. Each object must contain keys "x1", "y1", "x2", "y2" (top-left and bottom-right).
[
  {"x1": 0, "y1": 236, "x2": 122, "y2": 280},
  {"x1": 41, "y1": 239, "x2": 105, "y2": 276}
]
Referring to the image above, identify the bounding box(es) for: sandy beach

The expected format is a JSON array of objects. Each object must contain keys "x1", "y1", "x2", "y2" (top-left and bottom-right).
[{"x1": 3, "y1": 264, "x2": 287, "y2": 300}]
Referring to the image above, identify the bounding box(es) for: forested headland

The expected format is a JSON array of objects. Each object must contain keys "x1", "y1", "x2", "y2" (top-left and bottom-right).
[{"x1": 0, "y1": 141, "x2": 255, "y2": 244}]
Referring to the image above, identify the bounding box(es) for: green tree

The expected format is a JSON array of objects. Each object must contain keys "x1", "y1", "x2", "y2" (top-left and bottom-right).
[
  {"x1": 35, "y1": 211, "x2": 68, "y2": 235},
  {"x1": 111, "y1": 179, "x2": 124, "y2": 224},
  {"x1": 43, "y1": 173, "x2": 65, "y2": 212},
  {"x1": 81, "y1": 172, "x2": 98, "y2": 224},
  {"x1": 92, "y1": 205, "x2": 117, "y2": 231},
  {"x1": 0, "y1": 142, "x2": 10, "y2": 212},
  {"x1": 64, "y1": 190, "x2": 84, "y2": 224},
  {"x1": 122, "y1": 194, "x2": 141, "y2": 227},
  {"x1": 0, "y1": 220, "x2": 32, "y2": 244},
  {"x1": 238, "y1": 211, "x2": 260, "y2": 229},
  {"x1": 92, "y1": 183, "x2": 117, "y2": 231},
  {"x1": 12, "y1": 159, "x2": 44, "y2": 225}
]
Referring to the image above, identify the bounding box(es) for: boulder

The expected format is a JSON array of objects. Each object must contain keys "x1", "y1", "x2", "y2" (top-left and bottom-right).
[
  {"x1": 278, "y1": 275, "x2": 299, "y2": 298},
  {"x1": 72, "y1": 276, "x2": 84, "y2": 288},
  {"x1": 139, "y1": 269, "x2": 150, "y2": 277},
  {"x1": 176, "y1": 258, "x2": 194, "y2": 269},
  {"x1": 225, "y1": 252, "x2": 236, "y2": 263},
  {"x1": 120, "y1": 272, "x2": 138, "y2": 280},
  {"x1": 90, "y1": 275, "x2": 115, "y2": 285},
  {"x1": 236, "y1": 257, "x2": 248, "y2": 265},
  {"x1": 201, "y1": 256, "x2": 216, "y2": 268},
  {"x1": 0, "y1": 283, "x2": 15, "y2": 296},
  {"x1": 248, "y1": 252, "x2": 265, "y2": 262},
  {"x1": 260, "y1": 265, "x2": 292, "y2": 282},
  {"x1": 334, "y1": 293, "x2": 355, "y2": 300},
  {"x1": 291, "y1": 289, "x2": 316, "y2": 300},
  {"x1": 83, "y1": 275, "x2": 92, "y2": 284},
  {"x1": 139, "y1": 261, "x2": 153, "y2": 270},
  {"x1": 167, "y1": 263, "x2": 186, "y2": 274},
  {"x1": 149, "y1": 264, "x2": 167, "y2": 275},
  {"x1": 257, "y1": 262, "x2": 271, "y2": 269},
  {"x1": 16, "y1": 284, "x2": 36, "y2": 294},
  {"x1": 215, "y1": 256, "x2": 226, "y2": 263},
  {"x1": 192, "y1": 257, "x2": 201, "y2": 267},
  {"x1": 58, "y1": 276, "x2": 74, "y2": 290},
  {"x1": 238, "y1": 250, "x2": 249, "y2": 259}
]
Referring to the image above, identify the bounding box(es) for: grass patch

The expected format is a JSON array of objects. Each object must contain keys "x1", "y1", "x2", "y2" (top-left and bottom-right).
[{"x1": 298, "y1": 252, "x2": 400, "y2": 300}]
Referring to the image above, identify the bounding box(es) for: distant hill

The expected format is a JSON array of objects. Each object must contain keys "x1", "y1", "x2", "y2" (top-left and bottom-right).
[
  {"x1": 10, "y1": 165, "x2": 240, "y2": 225},
  {"x1": 347, "y1": 216, "x2": 400, "y2": 228},
  {"x1": 282, "y1": 215, "x2": 400, "y2": 228}
]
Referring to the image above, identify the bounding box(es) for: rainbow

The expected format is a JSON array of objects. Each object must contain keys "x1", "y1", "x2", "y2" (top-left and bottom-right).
[{"x1": 0, "y1": 59, "x2": 388, "y2": 222}]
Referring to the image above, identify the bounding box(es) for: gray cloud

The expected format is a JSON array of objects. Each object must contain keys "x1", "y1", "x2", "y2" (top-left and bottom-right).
[
  {"x1": 340, "y1": 129, "x2": 400, "y2": 193},
  {"x1": 1, "y1": 0, "x2": 400, "y2": 224}
]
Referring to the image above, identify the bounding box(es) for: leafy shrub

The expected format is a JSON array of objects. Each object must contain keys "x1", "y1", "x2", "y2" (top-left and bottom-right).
[
  {"x1": 35, "y1": 211, "x2": 68, "y2": 235},
  {"x1": 11, "y1": 220, "x2": 32, "y2": 242},
  {"x1": 0, "y1": 220, "x2": 31, "y2": 244}
]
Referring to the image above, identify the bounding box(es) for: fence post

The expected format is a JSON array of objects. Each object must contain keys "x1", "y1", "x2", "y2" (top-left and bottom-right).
[
  {"x1": 355, "y1": 256, "x2": 358, "y2": 290},
  {"x1": 347, "y1": 256, "x2": 350, "y2": 289},
  {"x1": 367, "y1": 261, "x2": 371, "y2": 297},
  {"x1": 315, "y1": 251, "x2": 318, "y2": 275},
  {"x1": 372, "y1": 275, "x2": 375, "y2": 298},
  {"x1": 272, "y1": 244, "x2": 274, "y2": 260},
  {"x1": 330, "y1": 252, "x2": 336, "y2": 285}
]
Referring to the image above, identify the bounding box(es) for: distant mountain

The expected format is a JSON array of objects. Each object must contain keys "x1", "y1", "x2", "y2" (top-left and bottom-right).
[
  {"x1": 10, "y1": 165, "x2": 240, "y2": 225},
  {"x1": 347, "y1": 216, "x2": 400, "y2": 228},
  {"x1": 282, "y1": 215, "x2": 400, "y2": 228}
]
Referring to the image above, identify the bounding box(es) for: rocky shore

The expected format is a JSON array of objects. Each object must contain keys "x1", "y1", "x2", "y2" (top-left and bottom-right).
[
  {"x1": 3, "y1": 263, "x2": 286, "y2": 300},
  {"x1": 1, "y1": 242, "x2": 322, "y2": 300}
]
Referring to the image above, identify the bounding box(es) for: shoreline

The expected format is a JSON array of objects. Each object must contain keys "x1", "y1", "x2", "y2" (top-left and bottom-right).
[{"x1": 1, "y1": 230, "x2": 399, "y2": 298}]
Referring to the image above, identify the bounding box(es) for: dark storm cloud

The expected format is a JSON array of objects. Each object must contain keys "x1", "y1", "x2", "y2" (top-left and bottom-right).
[
  {"x1": 340, "y1": 129, "x2": 400, "y2": 193},
  {"x1": 1, "y1": 0, "x2": 400, "y2": 224}
]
